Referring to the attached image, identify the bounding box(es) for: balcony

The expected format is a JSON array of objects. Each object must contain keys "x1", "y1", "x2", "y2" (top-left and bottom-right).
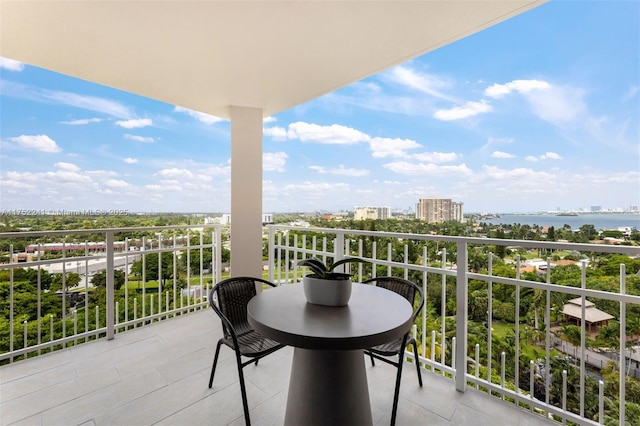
[
  {"x1": 1, "y1": 224, "x2": 639, "y2": 425},
  {"x1": 2, "y1": 306, "x2": 555, "y2": 426}
]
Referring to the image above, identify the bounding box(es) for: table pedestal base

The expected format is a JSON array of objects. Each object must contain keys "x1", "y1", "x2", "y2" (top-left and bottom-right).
[{"x1": 284, "y1": 348, "x2": 373, "y2": 426}]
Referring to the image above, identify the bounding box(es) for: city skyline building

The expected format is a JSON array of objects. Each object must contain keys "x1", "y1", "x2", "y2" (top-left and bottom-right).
[
  {"x1": 415, "y1": 198, "x2": 464, "y2": 223},
  {"x1": 354, "y1": 206, "x2": 392, "y2": 221}
]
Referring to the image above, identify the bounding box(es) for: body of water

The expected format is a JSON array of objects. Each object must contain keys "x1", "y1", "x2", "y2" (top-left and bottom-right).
[{"x1": 480, "y1": 213, "x2": 640, "y2": 231}]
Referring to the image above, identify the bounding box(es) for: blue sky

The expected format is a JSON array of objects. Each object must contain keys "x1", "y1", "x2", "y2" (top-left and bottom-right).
[{"x1": 1, "y1": 1, "x2": 639, "y2": 215}]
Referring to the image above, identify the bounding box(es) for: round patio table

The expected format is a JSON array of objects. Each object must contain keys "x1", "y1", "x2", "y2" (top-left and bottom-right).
[{"x1": 247, "y1": 283, "x2": 413, "y2": 426}]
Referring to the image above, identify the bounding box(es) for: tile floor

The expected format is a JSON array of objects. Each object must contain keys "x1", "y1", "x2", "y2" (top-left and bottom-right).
[{"x1": 1, "y1": 309, "x2": 556, "y2": 426}]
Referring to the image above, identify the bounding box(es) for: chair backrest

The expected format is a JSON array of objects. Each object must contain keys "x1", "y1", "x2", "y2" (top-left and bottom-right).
[
  {"x1": 363, "y1": 276, "x2": 424, "y2": 320},
  {"x1": 209, "y1": 277, "x2": 277, "y2": 339}
]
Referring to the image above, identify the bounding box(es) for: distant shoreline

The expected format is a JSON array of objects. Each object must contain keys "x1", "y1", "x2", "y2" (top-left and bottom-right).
[
  {"x1": 476, "y1": 212, "x2": 640, "y2": 231},
  {"x1": 469, "y1": 211, "x2": 639, "y2": 216}
]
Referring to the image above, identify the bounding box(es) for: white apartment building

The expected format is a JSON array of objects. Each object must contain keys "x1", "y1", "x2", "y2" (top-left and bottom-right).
[
  {"x1": 354, "y1": 206, "x2": 391, "y2": 220},
  {"x1": 415, "y1": 198, "x2": 464, "y2": 223}
]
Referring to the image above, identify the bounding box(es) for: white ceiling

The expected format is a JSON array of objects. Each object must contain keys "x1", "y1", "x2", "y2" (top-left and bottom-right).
[{"x1": 1, "y1": 1, "x2": 546, "y2": 119}]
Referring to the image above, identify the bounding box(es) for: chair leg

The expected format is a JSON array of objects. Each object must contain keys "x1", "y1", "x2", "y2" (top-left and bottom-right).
[
  {"x1": 369, "y1": 351, "x2": 376, "y2": 366},
  {"x1": 235, "y1": 352, "x2": 252, "y2": 426},
  {"x1": 390, "y1": 335, "x2": 409, "y2": 426},
  {"x1": 412, "y1": 342, "x2": 423, "y2": 387},
  {"x1": 209, "y1": 340, "x2": 223, "y2": 388},
  {"x1": 390, "y1": 353, "x2": 404, "y2": 426}
]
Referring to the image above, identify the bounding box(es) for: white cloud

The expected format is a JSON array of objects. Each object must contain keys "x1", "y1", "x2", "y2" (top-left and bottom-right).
[
  {"x1": 526, "y1": 86, "x2": 587, "y2": 127},
  {"x1": 0, "y1": 178, "x2": 35, "y2": 189},
  {"x1": 174, "y1": 106, "x2": 225, "y2": 124},
  {"x1": 287, "y1": 122, "x2": 369, "y2": 144},
  {"x1": 105, "y1": 179, "x2": 130, "y2": 188},
  {"x1": 433, "y1": 100, "x2": 492, "y2": 121},
  {"x1": 124, "y1": 134, "x2": 154, "y2": 143},
  {"x1": 386, "y1": 65, "x2": 455, "y2": 102},
  {"x1": 115, "y1": 118, "x2": 152, "y2": 129},
  {"x1": 383, "y1": 161, "x2": 473, "y2": 176},
  {"x1": 484, "y1": 79, "x2": 551, "y2": 98},
  {"x1": 0, "y1": 80, "x2": 134, "y2": 118},
  {"x1": 44, "y1": 170, "x2": 90, "y2": 183},
  {"x1": 264, "y1": 126, "x2": 288, "y2": 141},
  {"x1": 0, "y1": 57, "x2": 24, "y2": 71},
  {"x1": 263, "y1": 116, "x2": 277, "y2": 123},
  {"x1": 592, "y1": 171, "x2": 640, "y2": 184},
  {"x1": 85, "y1": 170, "x2": 118, "y2": 177},
  {"x1": 124, "y1": 157, "x2": 138, "y2": 164},
  {"x1": 155, "y1": 168, "x2": 194, "y2": 179},
  {"x1": 540, "y1": 152, "x2": 562, "y2": 160},
  {"x1": 368, "y1": 137, "x2": 421, "y2": 158},
  {"x1": 481, "y1": 165, "x2": 556, "y2": 182},
  {"x1": 60, "y1": 118, "x2": 103, "y2": 125},
  {"x1": 309, "y1": 165, "x2": 369, "y2": 177},
  {"x1": 283, "y1": 182, "x2": 350, "y2": 192},
  {"x1": 5, "y1": 170, "x2": 93, "y2": 184},
  {"x1": 55, "y1": 162, "x2": 81, "y2": 172},
  {"x1": 484, "y1": 79, "x2": 585, "y2": 128},
  {"x1": 8, "y1": 135, "x2": 62, "y2": 153},
  {"x1": 482, "y1": 137, "x2": 515, "y2": 151},
  {"x1": 45, "y1": 89, "x2": 133, "y2": 119},
  {"x1": 525, "y1": 152, "x2": 562, "y2": 161},
  {"x1": 201, "y1": 165, "x2": 231, "y2": 176},
  {"x1": 412, "y1": 152, "x2": 459, "y2": 163},
  {"x1": 264, "y1": 152, "x2": 288, "y2": 172},
  {"x1": 491, "y1": 151, "x2": 515, "y2": 159}
]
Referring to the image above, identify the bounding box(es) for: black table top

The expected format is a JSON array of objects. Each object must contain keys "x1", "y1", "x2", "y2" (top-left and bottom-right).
[{"x1": 247, "y1": 283, "x2": 413, "y2": 350}]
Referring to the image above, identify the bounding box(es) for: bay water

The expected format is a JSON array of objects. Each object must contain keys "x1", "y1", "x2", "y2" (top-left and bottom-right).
[{"x1": 480, "y1": 213, "x2": 639, "y2": 231}]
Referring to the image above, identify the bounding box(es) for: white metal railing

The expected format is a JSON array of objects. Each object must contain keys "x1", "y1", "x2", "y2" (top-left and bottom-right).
[
  {"x1": 2, "y1": 223, "x2": 639, "y2": 424},
  {"x1": 0, "y1": 225, "x2": 223, "y2": 364},
  {"x1": 267, "y1": 224, "x2": 640, "y2": 426}
]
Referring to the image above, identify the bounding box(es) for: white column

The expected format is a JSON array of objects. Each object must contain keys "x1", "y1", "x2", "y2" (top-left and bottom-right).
[{"x1": 230, "y1": 106, "x2": 263, "y2": 278}]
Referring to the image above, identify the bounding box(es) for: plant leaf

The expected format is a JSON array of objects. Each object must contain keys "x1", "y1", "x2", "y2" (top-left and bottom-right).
[
  {"x1": 297, "y1": 258, "x2": 328, "y2": 277},
  {"x1": 328, "y1": 257, "x2": 368, "y2": 273}
]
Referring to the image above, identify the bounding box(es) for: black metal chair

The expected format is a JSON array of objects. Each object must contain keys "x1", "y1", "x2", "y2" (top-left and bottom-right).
[
  {"x1": 363, "y1": 276, "x2": 424, "y2": 426},
  {"x1": 208, "y1": 277, "x2": 286, "y2": 426}
]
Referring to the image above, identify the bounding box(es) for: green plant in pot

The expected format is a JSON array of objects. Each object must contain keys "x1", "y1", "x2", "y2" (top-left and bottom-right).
[{"x1": 297, "y1": 257, "x2": 368, "y2": 306}]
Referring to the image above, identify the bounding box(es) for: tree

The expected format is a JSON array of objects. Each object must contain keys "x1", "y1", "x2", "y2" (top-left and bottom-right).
[
  {"x1": 91, "y1": 269, "x2": 126, "y2": 290},
  {"x1": 578, "y1": 224, "x2": 598, "y2": 241},
  {"x1": 50, "y1": 272, "x2": 81, "y2": 292},
  {"x1": 493, "y1": 229, "x2": 507, "y2": 259},
  {"x1": 130, "y1": 252, "x2": 174, "y2": 285},
  {"x1": 547, "y1": 226, "x2": 556, "y2": 241},
  {"x1": 599, "y1": 255, "x2": 640, "y2": 276}
]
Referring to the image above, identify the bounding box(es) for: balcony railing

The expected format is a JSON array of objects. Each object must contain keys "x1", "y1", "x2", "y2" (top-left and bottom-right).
[
  {"x1": 267, "y1": 225, "x2": 640, "y2": 426},
  {"x1": 0, "y1": 225, "x2": 223, "y2": 363},
  {"x1": 2, "y1": 223, "x2": 640, "y2": 425}
]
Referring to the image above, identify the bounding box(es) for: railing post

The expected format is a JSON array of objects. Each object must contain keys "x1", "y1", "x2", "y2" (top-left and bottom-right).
[
  {"x1": 455, "y1": 241, "x2": 468, "y2": 392},
  {"x1": 268, "y1": 225, "x2": 275, "y2": 282},
  {"x1": 214, "y1": 227, "x2": 222, "y2": 283},
  {"x1": 335, "y1": 232, "x2": 345, "y2": 261},
  {"x1": 106, "y1": 231, "x2": 115, "y2": 340},
  {"x1": 620, "y1": 263, "x2": 626, "y2": 426}
]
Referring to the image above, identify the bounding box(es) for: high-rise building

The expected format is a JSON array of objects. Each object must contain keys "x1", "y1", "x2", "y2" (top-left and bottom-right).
[
  {"x1": 415, "y1": 198, "x2": 463, "y2": 222},
  {"x1": 354, "y1": 206, "x2": 391, "y2": 220},
  {"x1": 452, "y1": 201, "x2": 464, "y2": 222}
]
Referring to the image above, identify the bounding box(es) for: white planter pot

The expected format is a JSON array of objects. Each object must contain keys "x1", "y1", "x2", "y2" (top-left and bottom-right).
[{"x1": 302, "y1": 276, "x2": 352, "y2": 306}]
